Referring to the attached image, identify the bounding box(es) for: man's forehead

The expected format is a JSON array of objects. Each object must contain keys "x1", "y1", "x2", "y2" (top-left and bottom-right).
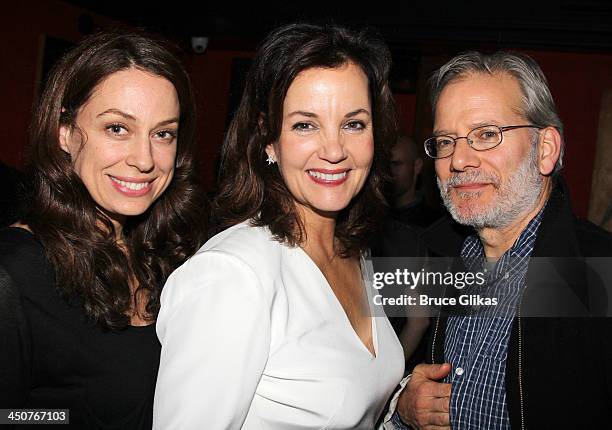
[{"x1": 433, "y1": 72, "x2": 525, "y2": 133}]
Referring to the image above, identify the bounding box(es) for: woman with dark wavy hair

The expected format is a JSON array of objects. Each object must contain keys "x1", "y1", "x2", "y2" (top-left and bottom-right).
[
  {"x1": 0, "y1": 31, "x2": 206, "y2": 428},
  {"x1": 154, "y1": 23, "x2": 404, "y2": 429}
]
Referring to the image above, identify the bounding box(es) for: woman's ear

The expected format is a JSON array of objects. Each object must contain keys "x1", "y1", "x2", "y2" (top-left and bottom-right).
[
  {"x1": 265, "y1": 143, "x2": 277, "y2": 163},
  {"x1": 538, "y1": 127, "x2": 562, "y2": 176},
  {"x1": 59, "y1": 124, "x2": 72, "y2": 154}
]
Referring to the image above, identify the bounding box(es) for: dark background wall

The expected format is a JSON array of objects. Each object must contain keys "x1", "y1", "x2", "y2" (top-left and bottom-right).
[
  {"x1": 3, "y1": 0, "x2": 612, "y2": 222},
  {"x1": 2, "y1": 2, "x2": 119, "y2": 169}
]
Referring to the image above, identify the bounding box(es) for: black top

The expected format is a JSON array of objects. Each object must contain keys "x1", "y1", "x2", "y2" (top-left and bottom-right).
[
  {"x1": 388, "y1": 194, "x2": 442, "y2": 230},
  {"x1": 0, "y1": 162, "x2": 24, "y2": 228},
  {"x1": 422, "y1": 179, "x2": 612, "y2": 429},
  {"x1": 0, "y1": 228, "x2": 160, "y2": 429}
]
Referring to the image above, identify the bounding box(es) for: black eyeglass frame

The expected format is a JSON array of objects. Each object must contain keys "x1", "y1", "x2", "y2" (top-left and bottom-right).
[{"x1": 424, "y1": 124, "x2": 544, "y2": 159}]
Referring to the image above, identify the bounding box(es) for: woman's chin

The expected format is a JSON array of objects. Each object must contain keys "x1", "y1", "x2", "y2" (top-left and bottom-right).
[{"x1": 306, "y1": 201, "x2": 354, "y2": 218}]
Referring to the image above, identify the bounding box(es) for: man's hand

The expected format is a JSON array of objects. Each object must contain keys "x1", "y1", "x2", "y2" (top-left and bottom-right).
[{"x1": 397, "y1": 363, "x2": 452, "y2": 429}]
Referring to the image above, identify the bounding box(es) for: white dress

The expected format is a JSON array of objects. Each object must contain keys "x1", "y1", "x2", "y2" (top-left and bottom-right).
[{"x1": 153, "y1": 221, "x2": 405, "y2": 429}]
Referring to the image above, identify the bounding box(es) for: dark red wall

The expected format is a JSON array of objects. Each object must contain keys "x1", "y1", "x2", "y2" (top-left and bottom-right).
[
  {"x1": 184, "y1": 49, "x2": 254, "y2": 190},
  {"x1": 2, "y1": 3, "x2": 611, "y2": 216},
  {"x1": 395, "y1": 93, "x2": 417, "y2": 136},
  {"x1": 2, "y1": 1, "x2": 120, "y2": 169},
  {"x1": 525, "y1": 50, "x2": 612, "y2": 217}
]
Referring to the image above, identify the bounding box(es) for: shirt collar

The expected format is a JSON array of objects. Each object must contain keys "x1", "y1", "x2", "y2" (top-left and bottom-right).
[{"x1": 460, "y1": 205, "x2": 546, "y2": 274}]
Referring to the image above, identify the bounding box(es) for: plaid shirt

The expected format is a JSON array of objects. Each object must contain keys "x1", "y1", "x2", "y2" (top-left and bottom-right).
[
  {"x1": 390, "y1": 211, "x2": 544, "y2": 429},
  {"x1": 443, "y1": 209, "x2": 543, "y2": 429}
]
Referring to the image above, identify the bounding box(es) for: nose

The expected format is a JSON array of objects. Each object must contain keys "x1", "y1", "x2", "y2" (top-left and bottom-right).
[
  {"x1": 449, "y1": 137, "x2": 480, "y2": 172},
  {"x1": 319, "y1": 131, "x2": 347, "y2": 164},
  {"x1": 126, "y1": 135, "x2": 155, "y2": 173}
]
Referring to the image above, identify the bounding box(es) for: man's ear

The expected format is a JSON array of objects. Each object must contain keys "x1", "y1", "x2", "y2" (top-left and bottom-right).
[
  {"x1": 414, "y1": 157, "x2": 423, "y2": 179},
  {"x1": 538, "y1": 127, "x2": 562, "y2": 175},
  {"x1": 59, "y1": 124, "x2": 72, "y2": 155}
]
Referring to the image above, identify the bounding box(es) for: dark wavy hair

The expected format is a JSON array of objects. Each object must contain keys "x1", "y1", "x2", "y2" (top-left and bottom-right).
[
  {"x1": 22, "y1": 31, "x2": 207, "y2": 330},
  {"x1": 215, "y1": 23, "x2": 397, "y2": 257}
]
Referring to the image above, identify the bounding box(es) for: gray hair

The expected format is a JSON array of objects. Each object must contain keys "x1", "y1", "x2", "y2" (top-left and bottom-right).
[{"x1": 430, "y1": 51, "x2": 564, "y2": 173}]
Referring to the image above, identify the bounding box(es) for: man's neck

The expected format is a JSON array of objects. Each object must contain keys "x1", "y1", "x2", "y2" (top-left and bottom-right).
[
  {"x1": 394, "y1": 188, "x2": 418, "y2": 209},
  {"x1": 478, "y1": 180, "x2": 552, "y2": 259}
]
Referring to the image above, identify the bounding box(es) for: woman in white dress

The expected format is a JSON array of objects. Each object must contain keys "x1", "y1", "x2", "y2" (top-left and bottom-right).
[{"x1": 154, "y1": 23, "x2": 405, "y2": 429}]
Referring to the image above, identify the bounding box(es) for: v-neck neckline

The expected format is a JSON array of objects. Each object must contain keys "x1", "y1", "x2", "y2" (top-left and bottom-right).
[{"x1": 294, "y1": 246, "x2": 378, "y2": 359}]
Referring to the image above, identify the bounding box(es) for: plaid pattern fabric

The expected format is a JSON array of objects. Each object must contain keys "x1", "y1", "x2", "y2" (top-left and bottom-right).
[
  {"x1": 443, "y1": 209, "x2": 544, "y2": 430},
  {"x1": 390, "y1": 408, "x2": 408, "y2": 428}
]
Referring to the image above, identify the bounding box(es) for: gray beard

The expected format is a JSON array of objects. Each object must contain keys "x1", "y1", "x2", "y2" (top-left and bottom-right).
[{"x1": 437, "y1": 143, "x2": 543, "y2": 230}]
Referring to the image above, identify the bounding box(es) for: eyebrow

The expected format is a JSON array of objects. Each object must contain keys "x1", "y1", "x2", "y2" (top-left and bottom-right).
[
  {"x1": 434, "y1": 121, "x2": 502, "y2": 136},
  {"x1": 97, "y1": 109, "x2": 136, "y2": 121},
  {"x1": 97, "y1": 109, "x2": 179, "y2": 127},
  {"x1": 156, "y1": 118, "x2": 180, "y2": 127},
  {"x1": 287, "y1": 108, "x2": 371, "y2": 119},
  {"x1": 345, "y1": 108, "x2": 371, "y2": 118}
]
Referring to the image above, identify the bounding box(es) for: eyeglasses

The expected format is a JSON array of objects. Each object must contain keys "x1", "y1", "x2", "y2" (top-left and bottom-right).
[{"x1": 424, "y1": 124, "x2": 543, "y2": 159}]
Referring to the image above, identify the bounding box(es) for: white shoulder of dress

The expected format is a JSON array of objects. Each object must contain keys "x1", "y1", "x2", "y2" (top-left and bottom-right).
[
  {"x1": 160, "y1": 221, "x2": 283, "y2": 314},
  {"x1": 191, "y1": 221, "x2": 284, "y2": 278}
]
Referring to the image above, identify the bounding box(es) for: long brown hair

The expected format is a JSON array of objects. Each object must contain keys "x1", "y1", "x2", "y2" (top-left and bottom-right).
[
  {"x1": 23, "y1": 31, "x2": 207, "y2": 330},
  {"x1": 215, "y1": 23, "x2": 397, "y2": 257}
]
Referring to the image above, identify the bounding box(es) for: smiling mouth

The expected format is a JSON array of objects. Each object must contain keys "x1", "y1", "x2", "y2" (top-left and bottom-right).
[
  {"x1": 453, "y1": 182, "x2": 490, "y2": 191},
  {"x1": 109, "y1": 176, "x2": 152, "y2": 192},
  {"x1": 307, "y1": 170, "x2": 349, "y2": 182}
]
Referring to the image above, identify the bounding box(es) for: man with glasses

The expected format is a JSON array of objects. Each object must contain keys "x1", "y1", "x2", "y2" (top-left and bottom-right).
[{"x1": 384, "y1": 51, "x2": 612, "y2": 429}]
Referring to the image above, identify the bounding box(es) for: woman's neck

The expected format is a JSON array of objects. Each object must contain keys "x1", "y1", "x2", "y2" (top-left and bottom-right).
[{"x1": 298, "y1": 205, "x2": 339, "y2": 264}]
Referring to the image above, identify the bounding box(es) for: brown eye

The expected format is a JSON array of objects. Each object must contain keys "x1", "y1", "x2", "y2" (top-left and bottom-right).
[
  {"x1": 344, "y1": 120, "x2": 366, "y2": 131},
  {"x1": 436, "y1": 137, "x2": 454, "y2": 148},
  {"x1": 157, "y1": 130, "x2": 177, "y2": 139},
  {"x1": 106, "y1": 124, "x2": 128, "y2": 135},
  {"x1": 292, "y1": 122, "x2": 316, "y2": 131},
  {"x1": 478, "y1": 130, "x2": 499, "y2": 141}
]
